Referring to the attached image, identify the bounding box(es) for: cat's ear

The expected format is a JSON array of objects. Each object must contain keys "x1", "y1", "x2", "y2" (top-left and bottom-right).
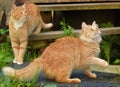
[
  {"x1": 81, "y1": 22, "x2": 87, "y2": 30},
  {"x1": 92, "y1": 21, "x2": 98, "y2": 30},
  {"x1": 22, "y1": 3, "x2": 26, "y2": 9},
  {"x1": 12, "y1": 4, "x2": 17, "y2": 10},
  {"x1": 92, "y1": 21, "x2": 96, "y2": 25},
  {"x1": 92, "y1": 21, "x2": 96, "y2": 27}
]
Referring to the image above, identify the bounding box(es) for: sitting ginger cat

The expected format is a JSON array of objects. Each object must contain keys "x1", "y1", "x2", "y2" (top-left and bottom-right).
[
  {"x1": 3, "y1": 21, "x2": 108, "y2": 83},
  {"x1": 9, "y1": 1, "x2": 53, "y2": 65}
]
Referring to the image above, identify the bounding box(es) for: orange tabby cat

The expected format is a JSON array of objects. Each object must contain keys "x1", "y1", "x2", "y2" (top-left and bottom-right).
[
  {"x1": 9, "y1": 1, "x2": 53, "y2": 65},
  {"x1": 3, "y1": 21, "x2": 108, "y2": 83}
]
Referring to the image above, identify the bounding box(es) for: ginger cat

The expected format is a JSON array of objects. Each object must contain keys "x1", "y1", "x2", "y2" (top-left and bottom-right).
[
  {"x1": 9, "y1": 1, "x2": 53, "y2": 65},
  {"x1": 3, "y1": 21, "x2": 108, "y2": 83}
]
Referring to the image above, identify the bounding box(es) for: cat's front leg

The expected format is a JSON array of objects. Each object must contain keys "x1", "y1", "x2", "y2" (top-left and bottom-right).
[
  {"x1": 89, "y1": 57, "x2": 109, "y2": 68},
  {"x1": 17, "y1": 40, "x2": 28, "y2": 65},
  {"x1": 11, "y1": 40, "x2": 19, "y2": 64}
]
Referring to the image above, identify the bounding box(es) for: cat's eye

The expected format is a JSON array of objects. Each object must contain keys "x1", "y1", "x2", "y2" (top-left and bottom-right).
[
  {"x1": 24, "y1": 11, "x2": 27, "y2": 13},
  {"x1": 20, "y1": 11, "x2": 27, "y2": 15},
  {"x1": 91, "y1": 28, "x2": 101, "y2": 34},
  {"x1": 91, "y1": 28, "x2": 95, "y2": 31}
]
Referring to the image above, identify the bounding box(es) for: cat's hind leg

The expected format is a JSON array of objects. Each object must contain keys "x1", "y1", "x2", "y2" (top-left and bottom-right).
[
  {"x1": 33, "y1": 24, "x2": 41, "y2": 35},
  {"x1": 84, "y1": 66, "x2": 97, "y2": 79},
  {"x1": 55, "y1": 66, "x2": 81, "y2": 83}
]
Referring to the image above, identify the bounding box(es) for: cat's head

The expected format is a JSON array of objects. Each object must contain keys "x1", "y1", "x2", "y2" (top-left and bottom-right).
[
  {"x1": 80, "y1": 21, "x2": 102, "y2": 43},
  {"x1": 11, "y1": 3, "x2": 27, "y2": 22}
]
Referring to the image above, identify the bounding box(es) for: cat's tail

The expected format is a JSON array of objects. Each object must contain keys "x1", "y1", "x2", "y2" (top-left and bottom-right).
[
  {"x1": 42, "y1": 22, "x2": 53, "y2": 29},
  {"x1": 2, "y1": 58, "x2": 41, "y2": 81},
  {"x1": 39, "y1": 11, "x2": 53, "y2": 29}
]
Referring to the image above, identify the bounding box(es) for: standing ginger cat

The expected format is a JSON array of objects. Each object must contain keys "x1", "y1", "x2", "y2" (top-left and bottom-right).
[
  {"x1": 3, "y1": 21, "x2": 108, "y2": 83},
  {"x1": 9, "y1": 1, "x2": 53, "y2": 65}
]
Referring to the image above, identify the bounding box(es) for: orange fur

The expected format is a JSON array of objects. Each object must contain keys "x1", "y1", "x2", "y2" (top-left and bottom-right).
[
  {"x1": 3, "y1": 21, "x2": 108, "y2": 83},
  {"x1": 9, "y1": 1, "x2": 53, "y2": 65}
]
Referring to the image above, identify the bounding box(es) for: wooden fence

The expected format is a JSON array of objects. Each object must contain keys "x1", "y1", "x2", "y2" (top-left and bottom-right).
[
  {"x1": 29, "y1": 27, "x2": 120, "y2": 41},
  {"x1": 28, "y1": 0, "x2": 120, "y2": 41}
]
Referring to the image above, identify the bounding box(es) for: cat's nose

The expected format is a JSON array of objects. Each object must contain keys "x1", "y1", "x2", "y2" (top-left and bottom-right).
[
  {"x1": 98, "y1": 30, "x2": 101, "y2": 34},
  {"x1": 96, "y1": 29, "x2": 101, "y2": 34}
]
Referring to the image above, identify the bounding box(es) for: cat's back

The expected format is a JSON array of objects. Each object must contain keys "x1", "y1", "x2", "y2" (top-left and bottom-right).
[
  {"x1": 50, "y1": 36, "x2": 79, "y2": 49},
  {"x1": 25, "y1": 1, "x2": 39, "y2": 15},
  {"x1": 41, "y1": 36, "x2": 81, "y2": 57}
]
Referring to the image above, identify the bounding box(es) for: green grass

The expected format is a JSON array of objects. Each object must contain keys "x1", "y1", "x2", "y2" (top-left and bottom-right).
[
  {"x1": 0, "y1": 42, "x2": 39, "y2": 69},
  {"x1": 0, "y1": 42, "x2": 40, "y2": 86},
  {"x1": 0, "y1": 75, "x2": 38, "y2": 87},
  {"x1": 0, "y1": 42, "x2": 13, "y2": 69}
]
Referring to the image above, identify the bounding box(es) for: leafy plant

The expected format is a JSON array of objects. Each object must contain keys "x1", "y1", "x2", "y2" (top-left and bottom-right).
[
  {"x1": 114, "y1": 59, "x2": 120, "y2": 64},
  {"x1": 60, "y1": 18, "x2": 74, "y2": 37},
  {"x1": 101, "y1": 35, "x2": 120, "y2": 64},
  {"x1": 0, "y1": 29, "x2": 9, "y2": 35},
  {"x1": 0, "y1": 29, "x2": 9, "y2": 42},
  {"x1": 100, "y1": 22, "x2": 114, "y2": 28},
  {"x1": 100, "y1": 22, "x2": 120, "y2": 64}
]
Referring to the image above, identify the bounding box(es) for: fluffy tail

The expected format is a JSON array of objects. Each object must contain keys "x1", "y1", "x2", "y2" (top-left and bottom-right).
[
  {"x1": 42, "y1": 22, "x2": 53, "y2": 29},
  {"x1": 39, "y1": 14, "x2": 53, "y2": 29},
  {"x1": 2, "y1": 58, "x2": 41, "y2": 81}
]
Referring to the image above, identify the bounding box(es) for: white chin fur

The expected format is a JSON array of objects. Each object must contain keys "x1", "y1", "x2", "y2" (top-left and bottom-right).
[{"x1": 94, "y1": 34, "x2": 102, "y2": 43}]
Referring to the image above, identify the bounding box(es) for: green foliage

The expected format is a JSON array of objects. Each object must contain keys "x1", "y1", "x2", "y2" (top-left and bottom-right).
[
  {"x1": 0, "y1": 61, "x2": 39, "y2": 87},
  {"x1": 0, "y1": 42, "x2": 13, "y2": 69},
  {"x1": 100, "y1": 22, "x2": 120, "y2": 64},
  {"x1": 101, "y1": 40, "x2": 111, "y2": 64},
  {"x1": 114, "y1": 59, "x2": 120, "y2": 64},
  {"x1": 0, "y1": 75, "x2": 38, "y2": 87},
  {"x1": 44, "y1": 84, "x2": 57, "y2": 87},
  {"x1": 100, "y1": 22, "x2": 114, "y2": 28},
  {"x1": 101, "y1": 35, "x2": 120, "y2": 64},
  {"x1": 0, "y1": 42, "x2": 39, "y2": 69},
  {"x1": 0, "y1": 41, "x2": 40, "y2": 86},
  {"x1": 0, "y1": 29, "x2": 9, "y2": 35},
  {"x1": 60, "y1": 18, "x2": 74, "y2": 37}
]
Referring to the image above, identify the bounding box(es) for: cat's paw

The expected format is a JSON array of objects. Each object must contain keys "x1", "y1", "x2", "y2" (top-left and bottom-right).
[
  {"x1": 65, "y1": 78, "x2": 81, "y2": 83},
  {"x1": 17, "y1": 61, "x2": 23, "y2": 65},
  {"x1": 13, "y1": 60, "x2": 23, "y2": 65},
  {"x1": 70, "y1": 78, "x2": 81, "y2": 83},
  {"x1": 88, "y1": 73, "x2": 97, "y2": 79},
  {"x1": 34, "y1": 32, "x2": 39, "y2": 35},
  {"x1": 13, "y1": 60, "x2": 17, "y2": 64},
  {"x1": 102, "y1": 60, "x2": 109, "y2": 68}
]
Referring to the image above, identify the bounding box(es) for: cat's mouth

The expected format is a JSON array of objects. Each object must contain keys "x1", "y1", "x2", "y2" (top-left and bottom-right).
[{"x1": 19, "y1": 18, "x2": 27, "y2": 22}]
